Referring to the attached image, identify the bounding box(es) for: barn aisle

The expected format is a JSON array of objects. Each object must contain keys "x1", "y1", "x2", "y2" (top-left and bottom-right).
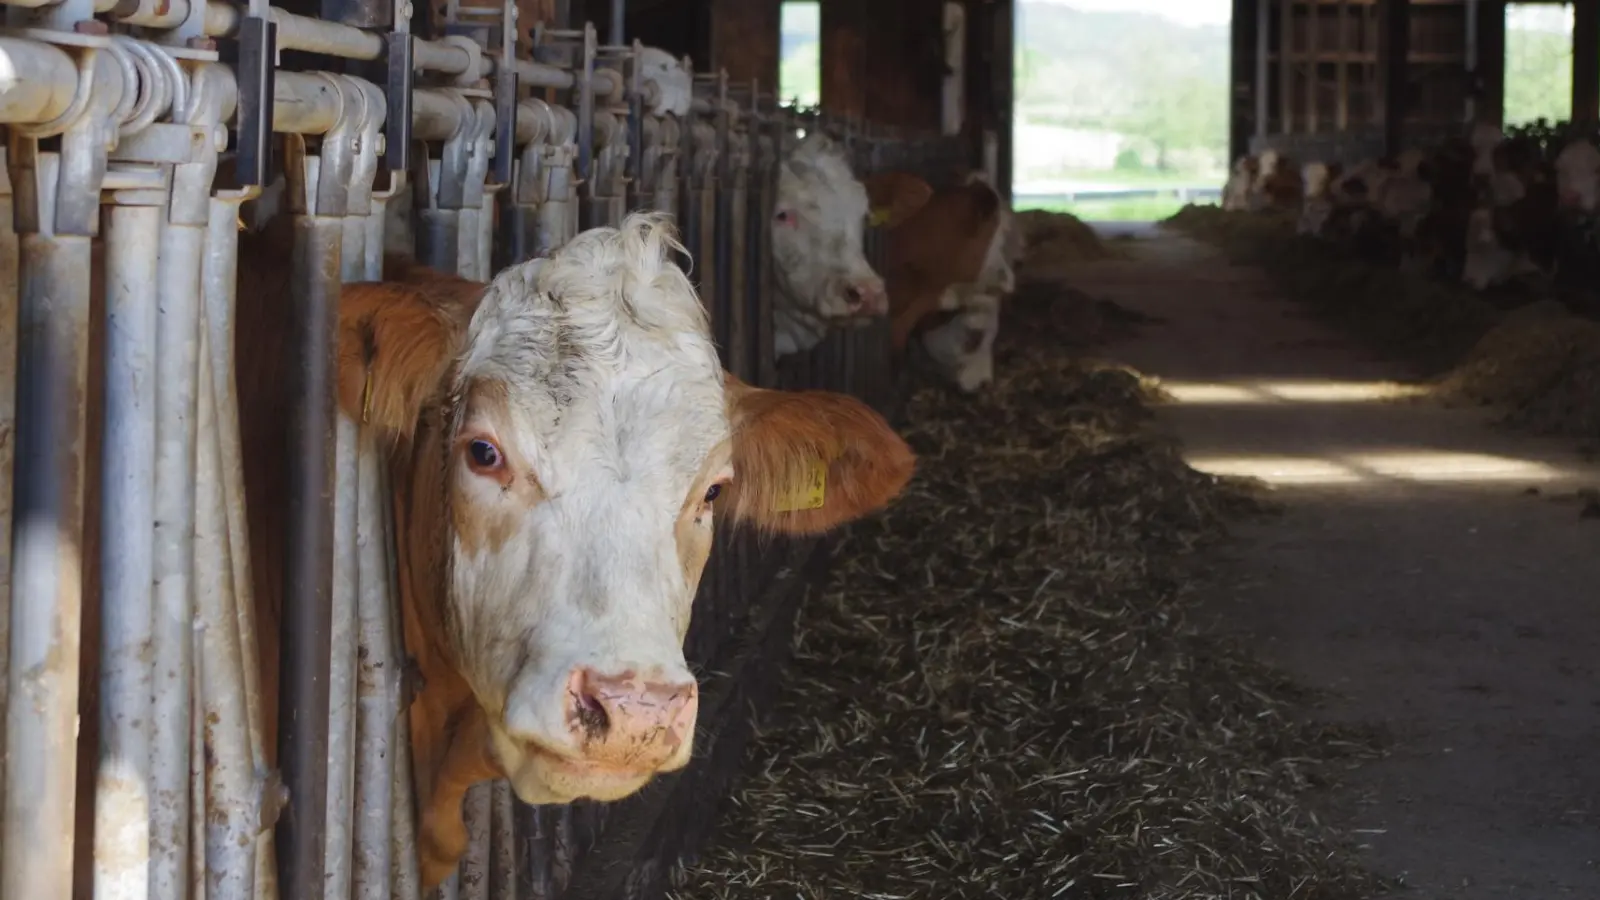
[{"x1": 1077, "y1": 224, "x2": 1600, "y2": 899}]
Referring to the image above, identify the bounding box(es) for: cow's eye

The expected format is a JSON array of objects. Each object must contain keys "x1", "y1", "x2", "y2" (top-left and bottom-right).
[
  {"x1": 774, "y1": 209, "x2": 792, "y2": 225},
  {"x1": 467, "y1": 439, "x2": 503, "y2": 471},
  {"x1": 703, "y1": 483, "x2": 722, "y2": 504}
]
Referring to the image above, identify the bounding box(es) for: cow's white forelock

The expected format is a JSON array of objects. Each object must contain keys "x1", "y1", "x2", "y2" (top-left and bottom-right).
[
  {"x1": 771, "y1": 133, "x2": 879, "y2": 357},
  {"x1": 440, "y1": 214, "x2": 728, "y2": 788}
]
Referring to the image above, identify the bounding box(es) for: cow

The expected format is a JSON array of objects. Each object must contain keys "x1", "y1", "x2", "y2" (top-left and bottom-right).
[
  {"x1": 68, "y1": 209, "x2": 917, "y2": 891},
  {"x1": 1297, "y1": 161, "x2": 1343, "y2": 236},
  {"x1": 860, "y1": 170, "x2": 1009, "y2": 365},
  {"x1": 1221, "y1": 155, "x2": 1258, "y2": 211},
  {"x1": 770, "y1": 132, "x2": 890, "y2": 358}
]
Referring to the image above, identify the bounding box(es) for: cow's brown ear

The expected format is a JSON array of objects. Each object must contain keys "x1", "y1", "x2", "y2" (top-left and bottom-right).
[
  {"x1": 337, "y1": 272, "x2": 482, "y2": 440},
  {"x1": 719, "y1": 372, "x2": 915, "y2": 535},
  {"x1": 863, "y1": 171, "x2": 936, "y2": 229}
]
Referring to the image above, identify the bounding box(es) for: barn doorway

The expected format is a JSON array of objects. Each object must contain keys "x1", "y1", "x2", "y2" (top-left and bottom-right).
[
  {"x1": 1011, "y1": 0, "x2": 1232, "y2": 223},
  {"x1": 1503, "y1": 1, "x2": 1575, "y2": 126},
  {"x1": 778, "y1": 0, "x2": 822, "y2": 108}
]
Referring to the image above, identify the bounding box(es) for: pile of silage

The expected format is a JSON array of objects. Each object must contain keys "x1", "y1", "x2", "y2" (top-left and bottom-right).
[
  {"x1": 669, "y1": 277, "x2": 1391, "y2": 900},
  {"x1": 1435, "y1": 300, "x2": 1600, "y2": 439},
  {"x1": 1017, "y1": 208, "x2": 1115, "y2": 264},
  {"x1": 1168, "y1": 203, "x2": 1600, "y2": 440}
]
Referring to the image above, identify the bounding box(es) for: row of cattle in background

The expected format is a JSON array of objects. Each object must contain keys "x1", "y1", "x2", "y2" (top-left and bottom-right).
[
  {"x1": 1221, "y1": 118, "x2": 1600, "y2": 308},
  {"x1": 0, "y1": 2, "x2": 1022, "y2": 899}
]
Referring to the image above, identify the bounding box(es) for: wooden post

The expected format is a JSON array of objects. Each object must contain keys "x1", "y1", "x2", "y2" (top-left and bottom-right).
[
  {"x1": 1477, "y1": 0, "x2": 1506, "y2": 126},
  {"x1": 1336, "y1": 0, "x2": 1350, "y2": 129},
  {"x1": 1304, "y1": 0, "x2": 1318, "y2": 132},
  {"x1": 1280, "y1": 0, "x2": 1294, "y2": 133},
  {"x1": 1380, "y1": 0, "x2": 1410, "y2": 157},
  {"x1": 1573, "y1": 0, "x2": 1599, "y2": 124},
  {"x1": 1231, "y1": 0, "x2": 1258, "y2": 161},
  {"x1": 1256, "y1": 0, "x2": 1270, "y2": 138},
  {"x1": 709, "y1": 0, "x2": 781, "y2": 89}
]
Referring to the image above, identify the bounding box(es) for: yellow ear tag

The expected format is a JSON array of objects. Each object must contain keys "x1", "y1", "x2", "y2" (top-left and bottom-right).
[
  {"x1": 360, "y1": 366, "x2": 375, "y2": 425},
  {"x1": 868, "y1": 207, "x2": 890, "y2": 227},
  {"x1": 774, "y1": 459, "x2": 827, "y2": 513}
]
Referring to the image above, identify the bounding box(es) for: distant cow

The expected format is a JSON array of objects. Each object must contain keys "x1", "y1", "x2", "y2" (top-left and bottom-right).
[
  {"x1": 771, "y1": 133, "x2": 890, "y2": 358},
  {"x1": 861, "y1": 170, "x2": 1010, "y2": 365}
]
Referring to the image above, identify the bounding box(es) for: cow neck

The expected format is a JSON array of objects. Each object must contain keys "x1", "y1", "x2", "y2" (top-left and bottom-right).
[{"x1": 773, "y1": 294, "x2": 829, "y2": 356}]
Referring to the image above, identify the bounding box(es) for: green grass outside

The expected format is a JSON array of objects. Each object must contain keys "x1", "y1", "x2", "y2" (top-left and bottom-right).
[{"x1": 1017, "y1": 195, "x2": 1214, "y2": 222}]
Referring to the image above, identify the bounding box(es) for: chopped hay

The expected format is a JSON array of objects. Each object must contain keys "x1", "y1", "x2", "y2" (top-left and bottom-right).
[
  {"x1": 1166, "y1": 203, "x2": 1600, "y2": 441},
  {"x1": 1018, "y1": 208, "x2": 1116, "y2": 265},
  {"x1": 1435, "y1": 301, "x2": 1600, "y2": 439},
  {"x1": 669, "y1": 265, "x2": 1391, "y2": 900}
]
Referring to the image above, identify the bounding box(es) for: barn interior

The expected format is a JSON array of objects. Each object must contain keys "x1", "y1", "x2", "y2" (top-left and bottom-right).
[{"x1": 1, "y1": 0, "x2": 1599, "y2": 899}]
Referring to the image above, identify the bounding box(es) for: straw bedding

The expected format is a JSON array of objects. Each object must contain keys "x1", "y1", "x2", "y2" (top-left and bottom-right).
[
  {"x1": 668, "y1": 247, "x2": 1391, "y2": 899},
  {"x1": 1167, "y1": 204, "x2": 1600, "y2": 441}
]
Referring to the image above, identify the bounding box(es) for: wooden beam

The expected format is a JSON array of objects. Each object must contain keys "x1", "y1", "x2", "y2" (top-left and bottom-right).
[
  {"x1": 1379, "y1": 0, "x2": 1410, "y2": 157},
  {"x1": 1337, "y1": 0, "x2": 1349, "y2": 129},
  {"x1": 1305, "y1": 0, "x2": 1318, "y2": 132},
  {"x1": 709, "y1": 0, "x2": 780, "y2": 88},
  {"x1": 1230, "y1": 0, "x2": 1258, "y2": 160},
  {"x1": 1256, "y1": 0, "x2": 1270, "y2": 137},
  {"x1": 1279, "y1": 0, "x2": 1294, "y2": 133},
  {"x1": 1574, "y1": 0, "x2": 1599, "y2": 124}
]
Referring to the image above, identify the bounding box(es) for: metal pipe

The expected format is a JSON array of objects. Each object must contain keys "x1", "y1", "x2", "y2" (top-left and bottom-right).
[
  {"x1": 351, "y1": 432, "x2": 397, "y2": 900},
  {"x1": 149, "y1": 164, "x2": 206, "y2": 900},
  {"x1": 476, "y1": 190, "x2": 494, "y2": 280},
  {"x1": 202, "y1": 190, "x2": 264, "y2": 900},
  {"x1": 194, "y1": 300, "x2": 257, "y2": 900},
  {"x1": 609, "y1": 0, "x2": 625, "y2": 44},
  {"x1": 324, "y1": 214, "x2": 367, "y2": 900},
  {"x1": 490, "y1": 782, "x2": 516, "y2": 897},
  {"x1": 0, "y1": 38, "x2": 78, "y2": 123},
  {"x1": 459, "y1": 783, "x2": 491, "y2": 900},
  {"x1": 0, "y1": 156, "x2": 15, "y2": 849},
  {"x1": 204, "y1": 3, "x2": 595, "y2": 90},
  {"x1": 2, "y1": 200, "x2": 91, "y2": 900},
  {"x1": 324, "y1": 412, "x2": 360, "y2": 900},
  {"x1": 94, "y1": 194, "x2": 163, "y2": 900},
  {"x1": 277, "y1": 192, "x2": 346, "y2": 900}
]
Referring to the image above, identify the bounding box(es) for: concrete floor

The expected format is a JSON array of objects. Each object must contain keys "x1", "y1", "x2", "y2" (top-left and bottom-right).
[{"x1": 1073, "y1": 224, "x2": 1600, "y2": 899}]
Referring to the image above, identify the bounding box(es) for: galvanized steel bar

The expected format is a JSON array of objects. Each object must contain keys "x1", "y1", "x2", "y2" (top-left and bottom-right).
[
  {"x1": 458, "y1": 782, "x2": 492, "y2": 900},
  {"x1": 94, "y1": 194, "x2": 163, "y2": 900},
  {"x1": 0, "y1": 38, "x2": 78, "y2": 123},
  {"x1": 0, "y1": 157, "x2": 14, "y2": 851},
  {"x1": 203, "y1": 189, "x2": 267, "y2": 900},
  {"x1": 149, "y1": 153, "x2": 206, "y2": 900},
  {"x1": 2, "y1": 174, "x2": 92, "y2": 900},
  {"x1": 278, "y1": 159, "x2": 346, "y2": 900},
  {"x1": 351, "y1": 430, "x2": 398, "y2": 900}
]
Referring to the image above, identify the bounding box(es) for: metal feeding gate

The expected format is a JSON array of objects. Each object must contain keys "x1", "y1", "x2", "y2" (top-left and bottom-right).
[{"x1": 0, "y1": 1, "x2": 972, "y2": 897}]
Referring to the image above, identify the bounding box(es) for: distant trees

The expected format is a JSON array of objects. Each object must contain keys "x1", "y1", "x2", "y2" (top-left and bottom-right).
[{"x1": 1504, "y1": 25, "x2": 1572, "y2": 126}]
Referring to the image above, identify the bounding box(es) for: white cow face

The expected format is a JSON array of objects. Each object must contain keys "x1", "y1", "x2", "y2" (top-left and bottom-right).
[
  {"x1": 343, "y1": 214, "x2": 919, "y2": 816},
  {"x1": 1554, "y1": 140, "x2": 1600, "y2": 213},
  {"x1": 441, "y1": 219, "x2": 728, "y2": 805},
  {"x1": 1461, "y1": 206, "x2": 1519, "y2": 290},
  {"x1": 770, "y1": 133, "x2": 887, "y2": 357},
  {"x1": 921, "y1": 291, "x2": 1001, "y2": 393}
]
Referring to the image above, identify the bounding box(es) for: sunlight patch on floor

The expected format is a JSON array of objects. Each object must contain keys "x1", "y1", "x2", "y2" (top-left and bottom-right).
[
  {"x1": 1189, "y1": 450, "x2": 1567, "y2": 487},
  {"x1": 1159, "y1": 379, "x2": 1427, "y2": 405}
]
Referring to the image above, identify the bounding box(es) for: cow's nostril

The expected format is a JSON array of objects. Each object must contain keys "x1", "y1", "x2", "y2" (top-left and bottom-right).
[
  {"x1": 563, "y1": 666, "x2": 700, "y2": 765},
  {"x1": 843, "y1": 284, "x2": 864, "y2": 309}
]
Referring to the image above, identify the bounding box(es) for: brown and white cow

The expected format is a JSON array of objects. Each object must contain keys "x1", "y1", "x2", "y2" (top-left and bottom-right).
[
  {"x1": 70, "y1": 210, "x2": 915, "y2": 891},
  {"x1": 861, "y1": 170, "x2": 1009, "y2": 361}
]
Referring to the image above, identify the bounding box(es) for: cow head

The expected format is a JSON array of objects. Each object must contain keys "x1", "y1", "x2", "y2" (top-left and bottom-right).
[
  {"x1": 1554, "y1": 139, "x2": 1600, "y2": 213},
  {"x1": 337, "y1": 214, "x2": 914, "y2": 838},
  {"x1": 920, "y1": 290, "x2": 1001, "y2": 393},
  {"x1": 771, "y1": 133, "x2": 888, "y2": 356}
]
